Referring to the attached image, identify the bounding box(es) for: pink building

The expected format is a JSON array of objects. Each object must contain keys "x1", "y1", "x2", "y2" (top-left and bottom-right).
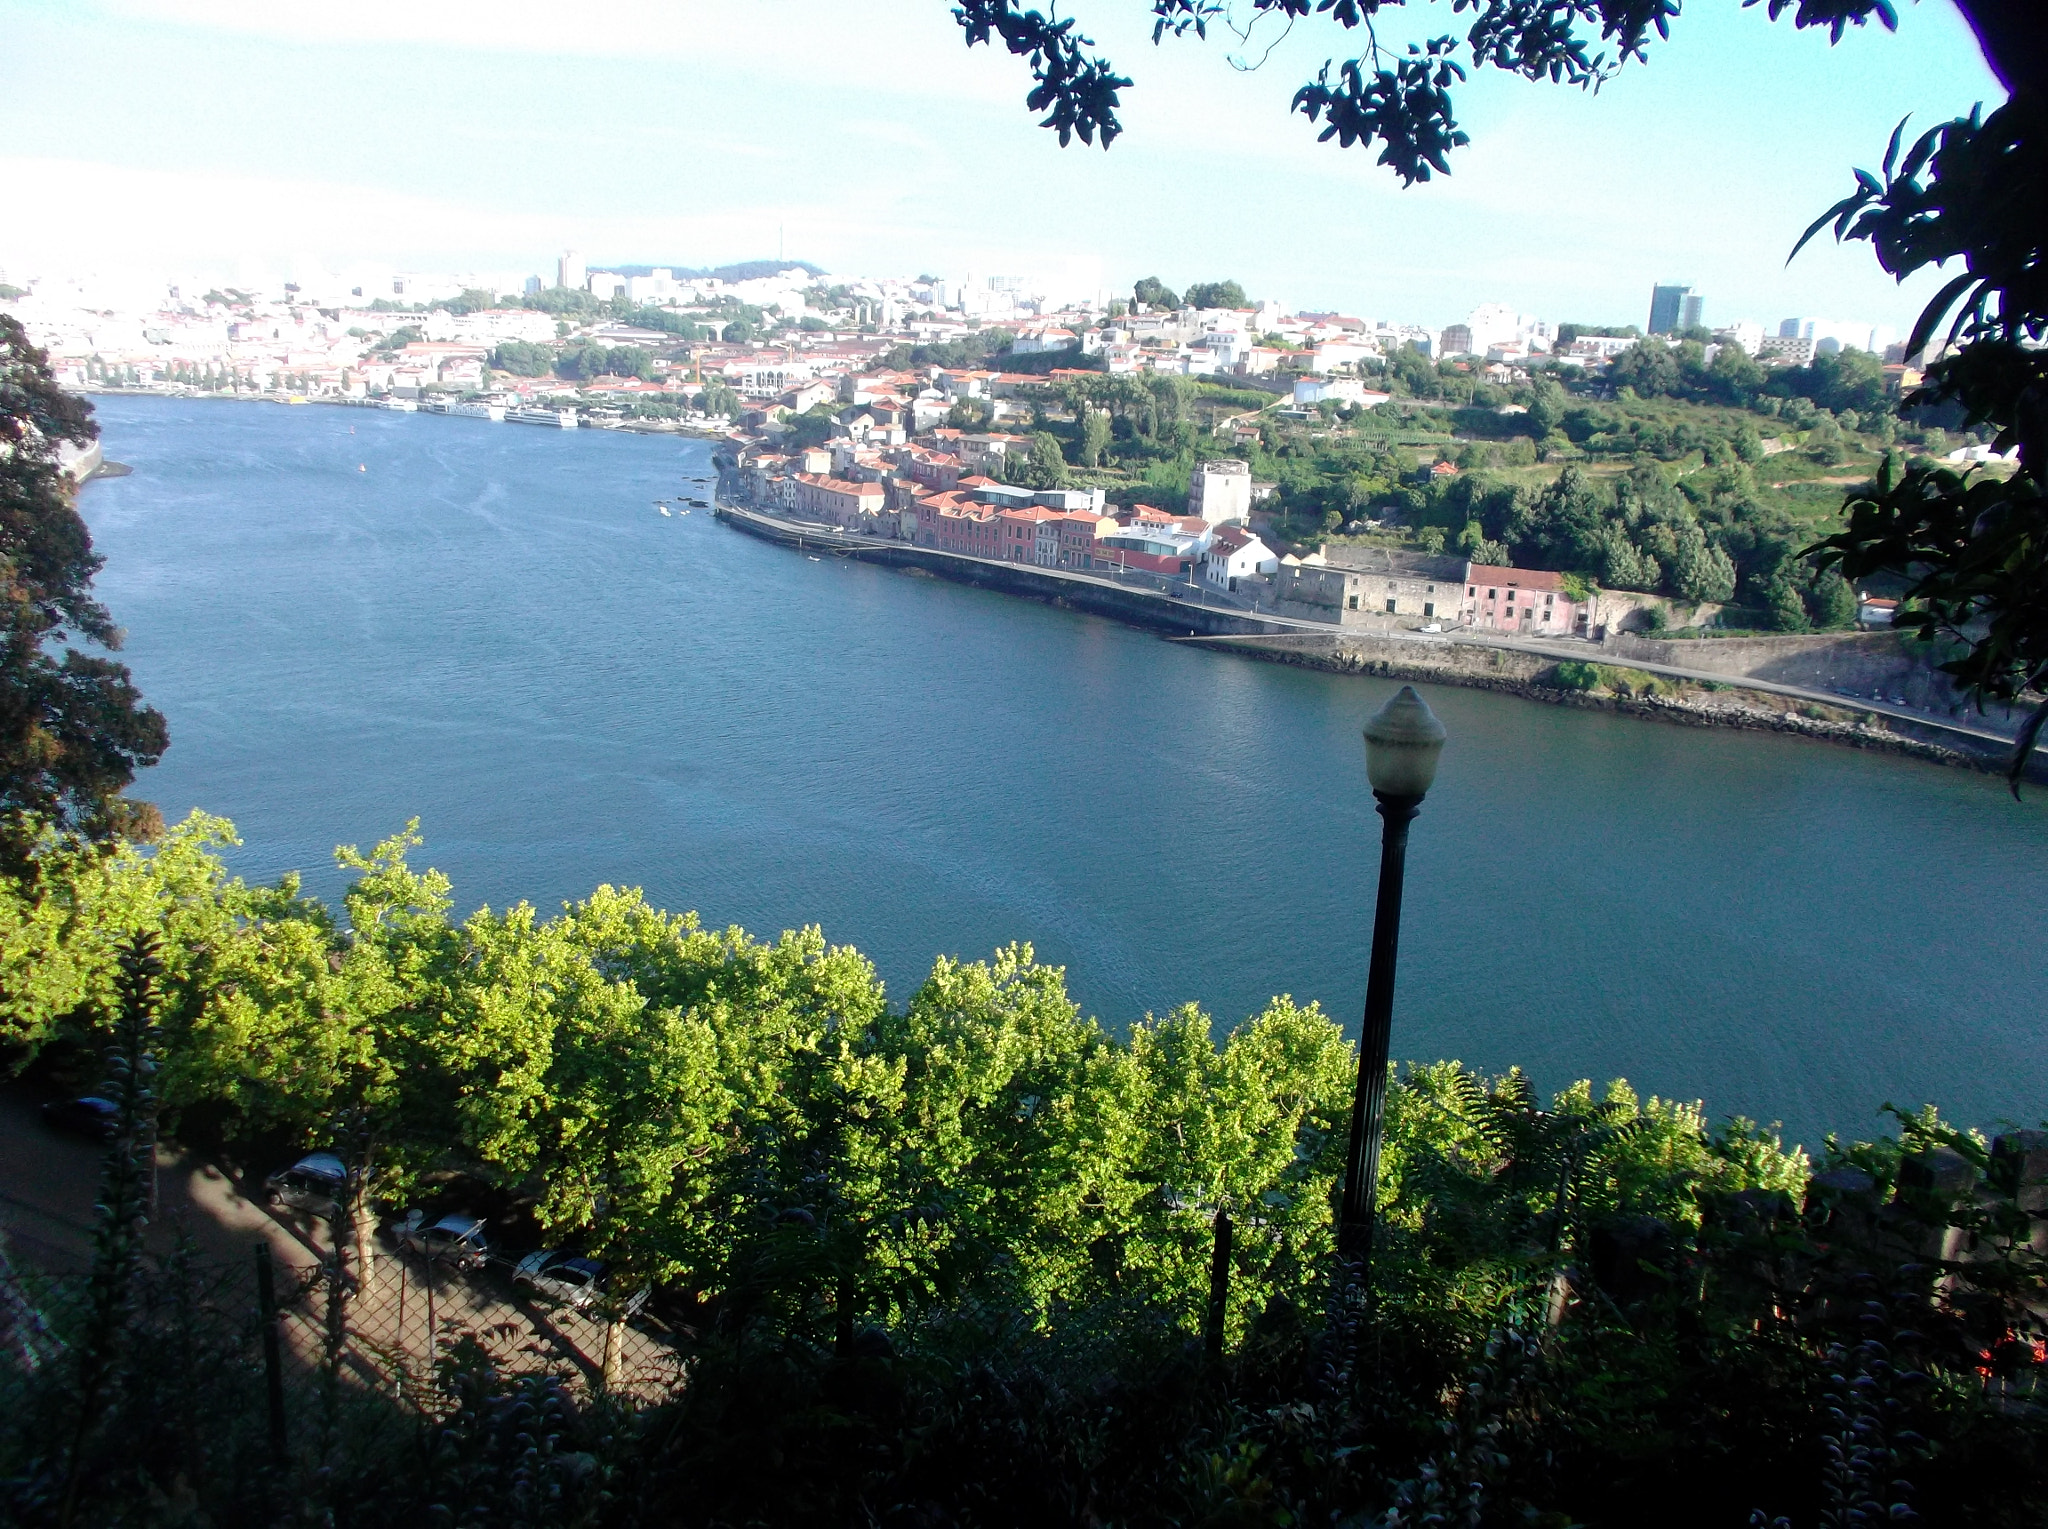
[
  {"x1": 915, "y1": 493, "x2": 1002, "y2": 558},
  {"x1": 1463, "y1": 565, "x2": 1583, "y2": 635},
  {"x1": 792, "y1": 473, "x2": 885, "y2": 528}
]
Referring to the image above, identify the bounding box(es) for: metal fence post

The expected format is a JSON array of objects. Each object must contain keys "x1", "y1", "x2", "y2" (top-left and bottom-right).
[
  {"x1": 253, "y1": 1244, "x2": 288, "y2": 1466},
  {"x1": 1204, "y1": 1208, "x2": 1233, "y2": 1365},
  {"x1": 318, "y1": 1249, "x2": 345, "y2": 1462}
]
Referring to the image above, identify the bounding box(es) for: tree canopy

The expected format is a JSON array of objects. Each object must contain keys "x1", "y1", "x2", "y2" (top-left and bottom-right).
[
  {"x1": 1184, "y1": 279, "x2": 1248, "y2": 310},
  {"x1": 0, "y1": 318, "x2": 167, "y2": 859},
  {"x1": 1132, "y1": 275, "x2": 1179, "y2": 310},
  {"x1": 944, "y1": 0, "x2": 2039, "y2": 179}
]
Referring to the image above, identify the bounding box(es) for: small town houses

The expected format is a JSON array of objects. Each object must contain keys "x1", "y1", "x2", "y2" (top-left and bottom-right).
[
  {"x1": 735, "y1": 410, "x2": 1611, "y2": 636},
  {"x1": 1266, "y1": 546, "x2": 1595, "y2": 634}
]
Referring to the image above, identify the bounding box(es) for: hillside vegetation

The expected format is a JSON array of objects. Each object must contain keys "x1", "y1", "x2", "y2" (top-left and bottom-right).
[
  {"x1": 3, "y1": 816, "x2": 2042, "y2": 1526},
  {"x1": 1027, "y1": 343, "x2": 1979, "y2": 632}
]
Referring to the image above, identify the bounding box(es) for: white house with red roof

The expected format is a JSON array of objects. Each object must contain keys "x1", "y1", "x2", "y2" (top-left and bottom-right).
[{"x1": 1202, "y1": 526, "x2": 1279, "y2": 593}]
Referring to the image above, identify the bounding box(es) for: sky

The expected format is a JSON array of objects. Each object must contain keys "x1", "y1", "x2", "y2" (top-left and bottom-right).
[{"x1": 0, "y1": 0, "x2": 2006, "y2": 330}]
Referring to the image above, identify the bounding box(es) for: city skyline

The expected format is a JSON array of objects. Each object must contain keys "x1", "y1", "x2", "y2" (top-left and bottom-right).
[{"x1": 1, "y1": 0, "x2": 2006, "y2": 330}]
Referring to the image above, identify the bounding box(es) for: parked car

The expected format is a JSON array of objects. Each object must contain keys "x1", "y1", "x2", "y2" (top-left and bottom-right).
[
  {"x1": 512, "y1": 1251, "x2": 649, "y2": 1316},
  {"x1": 40, "y1": 1096, "x2": 119, "y2": 1140},
  {"x1": 391, "y1": 1211, "x2": 490, "y2": 1272},
  {"x1": 265, "y1": 1152, "x2": 348, "y2": 1218}
]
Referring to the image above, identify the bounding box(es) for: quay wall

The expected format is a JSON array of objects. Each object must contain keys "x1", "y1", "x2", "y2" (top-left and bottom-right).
[
  {"x1": 1600, "y1": 630, "x2": 1982, "y2": 716},
  {"x1": 1208, "y1": 632, "x2": 2047, "y2": 781},
  {"x1": 716, "y1": 502, "x2": 2043, "y2": 782}
]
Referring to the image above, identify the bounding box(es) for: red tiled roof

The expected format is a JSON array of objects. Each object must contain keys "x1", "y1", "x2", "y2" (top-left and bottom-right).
[{"x1": 1467, "y1": 564, "x2": 1566, "y2": 593}]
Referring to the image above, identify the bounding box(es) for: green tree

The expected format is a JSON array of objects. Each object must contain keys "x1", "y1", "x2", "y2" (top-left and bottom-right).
[
  {"x1": 439, "y1": 287, "x2": 502, "y2": 316},
  {"x1": 1806, "y1": 567, "x2": 1860, "y2": 630},
  {"x1": 1670, "y1": 521, "x2": 1738, "y2": 605},
  {"x1": 781, "y1": 405, "x2": 838, "y2": 452},
  {"x1": 1707, "y1": 343, "x2": 1766, "y2": 405},
  {"x1": 1524, "y1": 379, "x2": 1568, "y2": 439},
  {"x1": 1013, "y1": 430, "x2": 1072, "y2": 490},
  {"x1": 523, "y1": 286, "x2": 603, "y2": 320},
  {"x1": 1599, "y1": 529, "x2": 1661, "y2": 593},
  {"x1": 1183, "y1": 280, "x2": 1248, "y2": 311},
  {"x1": 0, "y1": 318, "x2": 169, "y2": 858},
  {"x1": 1607, "y1": 341, "x2": 1680, "y2": 400},
  {"x1": 1079, "y1": 406, "x2": 1112, "y2": 468},
  {"x1": 1458, "y1": 522, "x2": 1511, "y2": 567},
  {"x1": 1764, "y1": 572, "x2": 1813, "y2": 632},
  {"x1": 490, "y1": 340, "x2": 554, "y2": 377},
  {"x1": 1132, "y1": 276, "x2": 1179, "y2": 311}
]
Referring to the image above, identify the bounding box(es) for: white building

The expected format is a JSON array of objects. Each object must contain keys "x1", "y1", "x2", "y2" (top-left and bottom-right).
[
  {"x1": 627, "y1": 269, "x2": 683, "y2": 306},
  {"x1": 1293, "y1": 377, "x2": 1392, "y2": 408},
  {"x1": 1188, "y1": 459, "x2": 1253, "y2": 526},
  {"x1": 1778, "y1": 317, "x2": 1897, "y2": 355},
  {"x1": 557, "y1": 251, "x2": 585, "y2": 290},
  {"x1": 1461, "y1": 302, "x2": 1551, "y2": 357},
  {"x1": 1758, "y1": 335, "x2": 1818, "y2": 366},
  {"x1": 1714, "y1": 320, "x2": 1767, "y2": 355},
  {"x1": 1202, "y1": 526, "x2": 1278, "y2": 593}
]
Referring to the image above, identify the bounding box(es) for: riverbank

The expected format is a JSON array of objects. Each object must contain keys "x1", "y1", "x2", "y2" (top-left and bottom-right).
[
  {"x1": 716, "y1": 500, "x2": 2038, "y2": 782},
  {"x1": 715, "y1": 500, "x2": 1289, "y2": 639},
  {"x1": 1194, "y1": 631, "x2": 2042, "y2": 781}
]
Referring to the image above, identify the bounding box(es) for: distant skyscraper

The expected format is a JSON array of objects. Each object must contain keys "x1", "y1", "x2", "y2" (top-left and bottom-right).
[
  {"x1": 557, "y1": 250, "x2": 584, "y2": 290},
  {"x1": 1648, "y1": 283, "x2": 1696, "y2": 335},
  {"x1": 523, "y1": 275, "x2": 542, "y2": 296},
  {"x1": 1679, "y1": 293, "x2": 1704, "y2": 330}
]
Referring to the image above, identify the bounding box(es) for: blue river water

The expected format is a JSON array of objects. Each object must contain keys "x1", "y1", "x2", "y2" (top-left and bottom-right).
[{"x1": 77, "y1": 396, "x2": 2048, "y2": 1147}]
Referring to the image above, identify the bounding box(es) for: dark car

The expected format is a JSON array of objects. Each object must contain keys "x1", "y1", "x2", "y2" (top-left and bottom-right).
[
  {"x1": 41, "y1": 1096, "x2": 119, "y2": 1140},
  {"x1": 264, "y1": 1152, "x2": 348, "y2": 1219}
]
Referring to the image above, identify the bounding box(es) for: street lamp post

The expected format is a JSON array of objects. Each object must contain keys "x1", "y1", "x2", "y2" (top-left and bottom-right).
[{"x1": 1337, "y1": 685, "x2": 1447, "y2": 1274}]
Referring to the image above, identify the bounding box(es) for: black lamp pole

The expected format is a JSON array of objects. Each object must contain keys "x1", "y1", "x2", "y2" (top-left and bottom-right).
[
  {"x1": 1336, "y1": 685, "x2": 1446, "y2": 1275},
  {"x1": 1337, "y1": 788, "x2": 1422, "y2": 1266}
]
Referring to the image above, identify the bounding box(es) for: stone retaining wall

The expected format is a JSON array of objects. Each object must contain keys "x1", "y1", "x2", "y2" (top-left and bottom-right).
[{"x1": 1212, "y1": 633, "x2": 2038, "y2": 779}]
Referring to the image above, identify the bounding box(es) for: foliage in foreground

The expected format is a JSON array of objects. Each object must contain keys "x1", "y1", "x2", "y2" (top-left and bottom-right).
[
  {"x1": 0, "y1": 316, "x2": 168, "y2": 862},
  {"x1": 1, "y1": 816, "x2": 2044, "y2": 1526}
]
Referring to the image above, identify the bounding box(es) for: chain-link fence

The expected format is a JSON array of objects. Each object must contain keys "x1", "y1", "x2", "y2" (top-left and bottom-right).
[
  {"x1": 271, "y1": 1242, "x2": 686, "y2": 1413},
  {"x1": 0, "y1": 1235, "x2": 687, "y2": 1465}
]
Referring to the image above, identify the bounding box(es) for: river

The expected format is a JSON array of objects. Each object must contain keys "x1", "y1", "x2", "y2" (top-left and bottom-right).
[{"x1": 77, "y1": 396, "x2": 2048, "y2": 1147}]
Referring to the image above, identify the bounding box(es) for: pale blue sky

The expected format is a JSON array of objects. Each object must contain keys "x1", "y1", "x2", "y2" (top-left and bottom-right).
[{"x1": 0, "y1": 0, "x2": 2004, "y2": 328}]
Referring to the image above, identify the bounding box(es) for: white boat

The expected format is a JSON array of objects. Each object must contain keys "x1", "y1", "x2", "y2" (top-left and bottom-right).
[
  {"x1": 451, "y1": 401, "x2": 505, "y2": 422},
  {"x1": 508, "y1": 407, "x2": 577, "y2": 429},
  {"x1": 659, "y1": 507, "x2": 671, "y2": 517},
  {"x1": 420, "y1": 398, "x2": 451, "y2": 414},
  {"x1": 380, "y1": 397, "x2": 418, "y2": 412}
]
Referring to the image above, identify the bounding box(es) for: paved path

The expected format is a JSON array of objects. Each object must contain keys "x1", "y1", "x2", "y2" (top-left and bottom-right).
[{"x1": 0, "y1": 1080, "x2": 331, "y2": 1275}]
